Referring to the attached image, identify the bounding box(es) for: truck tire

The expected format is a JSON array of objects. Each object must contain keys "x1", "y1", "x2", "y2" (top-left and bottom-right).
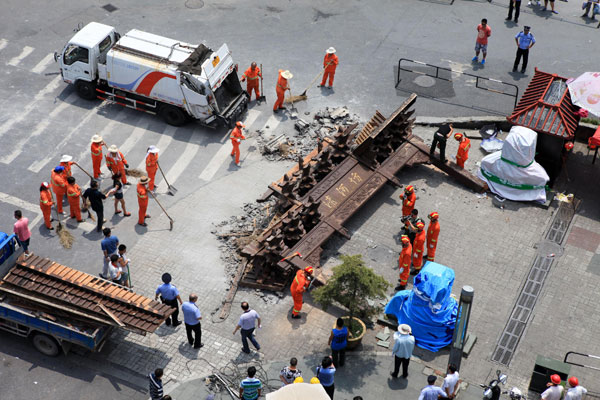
[
  {"x1": 159, "y1": 105, "x2": 188, "y2": 126},
  {"x1": 31, "y1": 332, "x2": 60, "y2": 357},
  {"x1": 75, "y1": 80, "x2": 97, "y2": 100}
]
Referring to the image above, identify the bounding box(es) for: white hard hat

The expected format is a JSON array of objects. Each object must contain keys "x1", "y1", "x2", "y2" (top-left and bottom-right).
[
  {"x1": 147, "y1": 145, "x2": 159, "y2": 153},
  {"x1": 326, "y1": 47, "x2": 336, "y2": 54},
  {"x1": 60, "y1": 155, "x2": 73, "y2": 163},
  {"x1": 108, "y1": 145, "x2": 119, "y2": 153},
  {"x1": 281, "y1": 70, "x2": 293, "y2": 80}
]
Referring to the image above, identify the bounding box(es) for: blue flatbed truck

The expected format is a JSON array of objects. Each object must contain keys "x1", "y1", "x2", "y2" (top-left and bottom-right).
[{"x1": 0, "y1": 233, "x2": 112, "y2": 356}]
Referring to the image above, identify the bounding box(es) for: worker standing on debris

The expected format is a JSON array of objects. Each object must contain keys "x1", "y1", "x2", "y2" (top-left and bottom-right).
[
  {"x1": 454, "y1": 133, "x2": 471, "y2": 169},
  {"x1": 273, "y1": 70, "x2": 293, "y2": 113},
  {"x1": 426, "y1": 212, "x2": 440, "y2": 262},
  {"x1": 145, "y1": 146, "x2": 159, "y2": 191},
  {"x1": 137, "y1": 176, "x2": 150, "y2": 227},
  {"x1": 241, "y1": 62, "x2": 262, "y2": 101},
  {"x1": 319, "y1": 47, "x2": 339, "y2": 89},
  {"x1": 399, "y1": 185, "x2": 416, "y2": 217},
  {"x1": 106, "y1": 145, "x2": 129, "y2": 185},
  {"x1": 231, "y1": 122, "x2": 246, "y2": 167},
  {"x1": 411, "y1": 221, "x2": 426, "y2": 275},
  {"x1": 51, "y1": 166, "x2": 67, "y2": 214},
  {"x1": 397, "y1": 236, "x2": 412, "y2": 291},
  {"x1": 290, "y1": 266, "x2": 314, "y2": 319},
  {"x1": 60, "y1": 155, "x2": 74, "y2": 177},
  {"x1": 91, "y1": 135, "x2": 105, "y2": 179},
  {"x1": 66, "y1": 176, "x2": 83, "y2": 222},
  {"x1": 429, "y1": 123, "x2": 454, "y2": 163},
  {"x1": 39, "y1": 182, "x2": 54, "y2": 230}
]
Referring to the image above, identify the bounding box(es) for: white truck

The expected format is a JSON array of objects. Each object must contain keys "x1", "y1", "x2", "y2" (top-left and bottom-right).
[{"x1": 55, "y1": 22, "x2": 249, "y2": 126}]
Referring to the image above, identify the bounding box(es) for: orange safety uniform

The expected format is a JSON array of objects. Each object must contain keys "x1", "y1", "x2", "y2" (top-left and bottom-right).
[
  {"x1": 230, "y1": 126, "x2": 246, "y2": 165},
  {"x1": 456, "y1": 137, "x2": 471, "y2": 169},
  {"x1": 426, "y1": 220, "x2": 440, "y2": 262},
  {"x1": 137, "y1": 183, "x2": 149, "y2": 225},
  {"x1": 91, "y1": 142, "x2": 104, "y2": 179},
  {"x1": 320, "y1": 53, "x2": 339, "y2": 87},
  {"x1": 106, "y1": 151, "x2": 128, "y2": 184},
  {"x1": 290, "y1": 270, "x2": 309, "y2": 317},
  {"x1": 412, "y1": 229, "x2": 426, "y2": 272},
  {"x1": 273, "y1": 70, "x2": 289, "y2": 111},
  {"x1": 241, "y1": 66, "x2": 262, "y2": 100},
  {"x1": 146, "y1": 153, "x2": 158, "y2": 191},
  {"x1": 66, "y1": 182, "x2": 82, "y2": 221},
  {"x1": 39, "y1": 189, "x2": 54, "y2": 229},
  {"x1": 51, "y1": 170, "x2": 67, "y2": 213},
  {"x1": 60, "y1": 161, "x2": 74, "y2": 177},
  {"x1": 398, "y1": 242, "x2": 413, "y2": 287},
  {"x1": 401, "y1": 191, "x2": 416, "y2": 217}
]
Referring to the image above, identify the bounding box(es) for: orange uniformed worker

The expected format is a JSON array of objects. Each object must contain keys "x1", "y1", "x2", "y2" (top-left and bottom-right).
[
  {"x1": 60, "y1": 155, "x2": 74, "y2": 177},
  {"x1": 91, "y1": 135, "x2": 105, "y2": 179},
  {"x1": 230, "y1": 121, "x2": 246, "y2": 167},
  {"x1": 39, "y1": 182, "x2": 54, "y2": 230},
  {"x1": 399, "y1": 185, "x2": 416, "y2": 217},
  {"x1": 426, "y1": 212, "x2": 440, "y2": 262},
  {"x1": 51, "y1": 166, "x2": 67, "y2": 214},
  {"x1": 290, "y1": 266, "x2": 314, "y2": 319},
  {"x1": 241, "y1": 62, "x2": 262, "y2": 101},
  {"x1": 66, "y1": 176, "x2": 83, "y2": 222},
  {"x1": 145, "y1": 146, "x2": 159, "y2": 191},
  {"x1": 320, "y1": 47, "x2": 339, "y2": 89},
  {"x1": 454, "y1": 132, "x2": 471, "y2": 169},
  {"x1": 397, "y1": 236, "x2": 412, "y2": 291},
  {"x1": 273, "y1": 69, "x2": 293, "y2": 113},
  {"x1": 137, "y1": 176, "x2": 150, "y2": 227},
  {"x1": 106, "y1": 145, "x2": 129, "y2": 185},
  {"x1": 411, "y1": 221, "x2": 426, "y2": 275}
]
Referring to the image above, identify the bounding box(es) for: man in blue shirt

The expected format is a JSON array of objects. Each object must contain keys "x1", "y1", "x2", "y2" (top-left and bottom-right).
[
  {"x1": 390, "y1": 324, "x2": 415, "y2": 378},
  {"x1": 155, "y1": 273, "x2": 182, "y2": 327},
  {"x1": 100, "y1": 228, "x2": 119, "y2": 278},
  {"x1": 419, "y1": 375, "x2": 448, "y2": 400},
  {"x1": 182, "y1": 293, "x2": 203, "y2": 348},
  {"x1": 328, "y1": 317, "x2": 349, "y2": 367},
  {"x1": 513, "y1": 26, "x2": 535, "y2": 73}
]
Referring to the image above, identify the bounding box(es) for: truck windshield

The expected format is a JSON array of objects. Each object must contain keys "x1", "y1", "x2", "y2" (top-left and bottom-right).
[{"x1": 63, "y1": 44, "x2": 89, "y2": 66}]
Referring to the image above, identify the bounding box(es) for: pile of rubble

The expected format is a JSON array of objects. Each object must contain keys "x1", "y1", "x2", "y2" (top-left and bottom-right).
[{"x1": 255, "y1": 106, "x2": 360, "y2": 161}]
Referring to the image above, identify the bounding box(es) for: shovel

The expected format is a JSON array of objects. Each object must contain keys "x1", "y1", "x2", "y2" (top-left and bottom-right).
[
  {"x1": 287, "y1": 88, "x2": 298, "y2": 119},
  {"x1": 148, "y1": 189, "x2": 174, "y2": 231},
  {"x1": 157, "y1": 161, "x2": 177, "y2": 195},
  {"x1": 257, "y1": 63, "x2": 266, "y2": 103}
]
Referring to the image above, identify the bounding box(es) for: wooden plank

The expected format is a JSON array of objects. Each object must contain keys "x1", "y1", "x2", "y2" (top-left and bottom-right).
[{"x1": 97, "y1": 301, "x2": 125, "y2": 327}]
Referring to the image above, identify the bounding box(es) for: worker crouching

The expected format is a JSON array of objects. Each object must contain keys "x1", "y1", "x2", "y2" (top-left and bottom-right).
[{"x1": 290, "y1": 266, "x2": 314, "y2": 319}]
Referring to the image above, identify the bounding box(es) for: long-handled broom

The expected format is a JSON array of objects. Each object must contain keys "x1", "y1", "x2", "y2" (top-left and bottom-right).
[
  {"x1": 73, "y1": 162, "x2": 96, "y2": 221},
  {"x1": 157, "y1": 161, "x2": 177, "y2": 196},
  {"x1": 148, "y1": 190, "x2": 174, "y2": 231},
  {"x1": 285, "y1": 65, "x2": 328, "y2": 104},
  {"x1": 51, "y1": 191, "x2": 74, "y2": 249}
]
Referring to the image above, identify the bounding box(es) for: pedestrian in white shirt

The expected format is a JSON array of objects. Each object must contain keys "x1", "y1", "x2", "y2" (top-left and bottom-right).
[
  {"x1": 442, "y1": 364, "x2": 460, "y2": 399},
  {"x1": 232, "y1": 302, "x2": 261, "y2": 354},
  {"x1": 541, "y1": 375, "x2": 564, "y2": 400},
  {"x1": 565, "y1": 377, "x2": 587, "y2": 400},
  {"x1": 419, "y1": 375, "x2": 447, "y2": 400}
]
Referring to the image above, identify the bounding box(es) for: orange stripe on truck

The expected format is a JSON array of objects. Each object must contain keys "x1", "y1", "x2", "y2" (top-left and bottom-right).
[{"x1": 136, "y1": 71, "x2": 176, "y2": 96}]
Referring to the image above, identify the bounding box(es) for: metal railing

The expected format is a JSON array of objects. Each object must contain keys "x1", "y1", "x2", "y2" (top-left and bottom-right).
[
  {"x1": 396, "y1": 58, "x2": 520, "y2": 110},
  {"x1": 564, "y1": 351, "x2": 600, "y2": 372}
]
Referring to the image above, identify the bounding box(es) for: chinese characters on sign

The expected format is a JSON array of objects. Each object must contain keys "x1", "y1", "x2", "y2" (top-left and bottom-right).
[{"x1": 322, "y1": 171, "x2": 365, "y2": 208}]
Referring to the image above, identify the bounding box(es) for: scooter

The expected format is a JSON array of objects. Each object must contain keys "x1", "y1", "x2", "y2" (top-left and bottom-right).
[{"x1": 480, "y1": 371, "x2": 527, "y2": 400}]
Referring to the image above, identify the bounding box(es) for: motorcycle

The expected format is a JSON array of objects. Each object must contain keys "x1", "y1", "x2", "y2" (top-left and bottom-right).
[{"x1": 480, "y1": 370, "x2": 527, "y2": 400}]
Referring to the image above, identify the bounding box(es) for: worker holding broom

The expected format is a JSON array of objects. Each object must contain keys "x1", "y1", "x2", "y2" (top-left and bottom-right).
[
  {"x1": 137, "y1": 176, "x2": 151, "y2": 227},
  {"x1": 145, "y1": 146, "x2": 159, "y2": 192},
  {"x1": 51, "y1": 166, "x2": 67, "y2": 214},
  {"x1": 60, "y1": 155, "x2": 75, "y2": 177},
  {"x1": 231, "y1": 121, "x2": 246, "y2": 167},
  {"x1": 319, "y1": 47, "x2": 338, "y2": 89},
  {"x1": 91, "y1": 135, "x2": 105, "y2": 179},
  {"x1": 273, "y1": 69, "x2": 293, "y2": 113},
  {"x1": 241, "y1": 62, "x2": 262, "y2": 101},
  {"x1": 106, "y1": 145, "x2": 130, "y2": 185}
]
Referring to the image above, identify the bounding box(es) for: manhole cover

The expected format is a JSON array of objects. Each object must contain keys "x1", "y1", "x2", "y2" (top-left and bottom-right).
[
  {"x1": 185, "y1": 0, "x2": 204, "y2": 9},
  {"x1": 101, "y1": 3, "x2": 118, "y2": 12},
  {"x1": 534, "y1": 240, "x2": 564, "y2": 258},
  {"x1": 414, "y1": 75, "x2": 436, "y2": 88}
]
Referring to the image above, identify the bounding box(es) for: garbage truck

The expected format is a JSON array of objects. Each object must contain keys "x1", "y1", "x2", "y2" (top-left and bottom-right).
[{"x1": 55, "y1": 22, "x2": 249, "y2": 126}]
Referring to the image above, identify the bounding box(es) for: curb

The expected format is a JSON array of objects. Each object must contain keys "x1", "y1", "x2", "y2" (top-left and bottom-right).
[{"x1": 415, "y1": 116, "x2": 512, "y2": 131}]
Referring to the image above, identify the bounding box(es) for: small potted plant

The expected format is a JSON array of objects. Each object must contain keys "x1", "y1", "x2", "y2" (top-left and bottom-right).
[{"x1": 312, "y1": 254, "x2": 390, "y2": 349}]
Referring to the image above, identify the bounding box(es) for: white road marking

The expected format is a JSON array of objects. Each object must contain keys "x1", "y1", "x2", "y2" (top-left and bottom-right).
[
  {"x1": 28, "y1": 106, "x2": 101, "y2": 173},
  {"x1": 0, "y1": 192, "x2": 43, "y2": 229},
  {"x1": 135, "y1": 125, "x2": 177, "y2": 170},
  {"x1": 0, "y1": 92, "x2": 78, "y2": 164},
  {"x1": 7, "y1": 45, "x2": 35, "y2": 66},
  {"x1": 31, "y1": 53, "x2": 55, "y2": 74},
  {"x1": 163, "y1": 142, "x2": 200, "y2": 188},
  {"x1": 0, "y1": 76, "x2": 62, "y2": 139},
  {"x1": 0, "y1": 39, "x2": 8, "y2": 52},
  {"x1": 117, "y1": 120, "x2": 150, "y2": 155}
]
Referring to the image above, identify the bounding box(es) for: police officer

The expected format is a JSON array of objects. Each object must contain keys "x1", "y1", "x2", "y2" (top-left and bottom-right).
[
  {"x1": 513, "y1": 26, "x2": 535, "y2": 73},
  {"x1": 154, "y1": 273, "x2": 182, "y2": 327}
]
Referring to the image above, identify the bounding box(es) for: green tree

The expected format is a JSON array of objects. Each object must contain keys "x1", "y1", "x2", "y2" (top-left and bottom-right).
[{"x1": 312, "y1": 254, "x2": 391, "y2": 333}]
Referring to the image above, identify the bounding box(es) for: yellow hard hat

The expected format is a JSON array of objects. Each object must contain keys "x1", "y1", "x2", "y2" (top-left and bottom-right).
[
  {"x1": 293, "y1": 376, "x2": 304, "y2": 384},
  {"x1": 310, "y1": 377, "x2": 320, "y2": 384}
]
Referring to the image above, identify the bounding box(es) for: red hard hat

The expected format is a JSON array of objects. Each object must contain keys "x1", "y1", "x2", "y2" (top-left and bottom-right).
[
  {"x1": 550, "y1": 374, "x2": 561, "y2": 385},
  {"x1": 568, "y1": 377, "x2": 579, "y2": 387},
  {"x1": 405, "y1": 185, "x2": 414, "y2": 193},
  {"x1": 416, "y1": 221, "x2": 425, "y2": 229},
  {"x1": 401, "y1": 235, "x2": 410, "y2": 244},
  {"x1": 454, "y1": 132, "x2": 464, "y2": 140},
  {"x1": 565, "y1": 142, "x2": 574, "y2": 151},
  {"x1": 304, "y1": 266, "x2": 314, "y2": 275},
  {"x1": 236, "y1": 121, "x2": 246, "y2": 128},
  {"x1": 429, "y1": 212, "x2": 439, "y2": 220}
]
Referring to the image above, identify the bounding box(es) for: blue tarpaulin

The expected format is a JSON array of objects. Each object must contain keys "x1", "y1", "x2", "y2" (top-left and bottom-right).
[{"x1": 384, "y1": 262, "x2": 458, "y2": 351}]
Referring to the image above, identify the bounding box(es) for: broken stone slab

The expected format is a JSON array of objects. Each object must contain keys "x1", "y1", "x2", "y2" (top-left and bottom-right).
[
  {"x1": 330, "y1": 107, "x2": 349, "y2": 119},
  {"x1": 376, "y1": 340, "x2": 390, "y2": 348},
  {"x1": 375, "y1": 331, "x2": 390, "y2": 341},
  {"x1": 294, "y1": 119, "x2": 309, "y2": 132}
]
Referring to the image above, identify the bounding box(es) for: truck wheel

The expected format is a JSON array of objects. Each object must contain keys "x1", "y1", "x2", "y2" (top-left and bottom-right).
[
  {"x1": 75, "y1": 80, "x2": 97, "y2": 100},
  {"x1": 31, "y1": 332, "x2": 60, "y2": 357},
  {"x1": 159, "y1": 105, "x2": 188, "y2": 126}
]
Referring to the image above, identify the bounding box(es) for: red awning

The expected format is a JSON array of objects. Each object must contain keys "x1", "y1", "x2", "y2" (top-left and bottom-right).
[{"x1": 507, "y1": 68, "x2": 580, "y2": 140}]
